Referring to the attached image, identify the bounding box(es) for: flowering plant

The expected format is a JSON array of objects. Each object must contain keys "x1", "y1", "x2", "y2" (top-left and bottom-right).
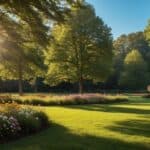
[
  {"x1": 0, "y1": 104, "x2": 49, "y2": 142},
  {"x1": 0, "y1": 115, "x2": 21, "y2": 139}
]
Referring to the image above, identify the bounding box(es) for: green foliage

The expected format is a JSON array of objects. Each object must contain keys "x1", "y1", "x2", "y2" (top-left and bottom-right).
[
  {"x1": 0, "y1": 18, "x2": 46, "y2": 94},
  {"x1": 145, "y1": 20, "x2": 150, "y2": 44},
  {"x1": 0, "y1": 0, "x2": 79, "y2": 94},
  {"x1": 114, "y1": 32, "x2": 150, "y2": 57},
  {"x1": 111, "y1": 32, "x2": 150, "y2": 88},
  {"x1": 0, "y1": 0, "x2": 78, "y2": 46},
  {"x1": 119, "y1": 49, "x2": 149, "y2": 89},
  {"x1": 16, "y1": 110, "x2": 41, "y2": 134},
  {"x1": 45, "y1": 3, "x2": 113, "y2": 92}
]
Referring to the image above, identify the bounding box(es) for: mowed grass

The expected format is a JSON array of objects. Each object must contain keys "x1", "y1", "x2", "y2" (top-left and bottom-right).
[{"x1": 0, "y1": 96, "x2": 150, "y2": 150}]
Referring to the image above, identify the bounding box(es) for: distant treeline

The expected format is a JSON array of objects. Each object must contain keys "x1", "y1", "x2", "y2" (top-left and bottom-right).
[{"x1": 0, "y1": 78, "x2": 146, "y2": 93}]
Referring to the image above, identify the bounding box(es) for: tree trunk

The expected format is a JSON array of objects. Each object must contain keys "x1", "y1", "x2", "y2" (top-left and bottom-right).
[
  {"x1": 18, "y1": 77, "x2": 23, "y2": 96},
  {"x1": 79, "y1": 77, "x2": 83, "y2": 94},
  {"x1": 34, "y1": 78, "x2": 38, "y2": 93},
  {"x1": 18, "y1": 64, "x2": 23, "y2": 96}
]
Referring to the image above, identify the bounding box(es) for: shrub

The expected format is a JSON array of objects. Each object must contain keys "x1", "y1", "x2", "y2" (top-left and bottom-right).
[
  {"x1": 0, "y1": 104, "x2": 50, "y2": 142},
  {"x1": 0, "y1": 115, "x2": 21, "y2": 140},
  {"x1": 15, "y1": 108, "x2": 41, "y2": 134}
]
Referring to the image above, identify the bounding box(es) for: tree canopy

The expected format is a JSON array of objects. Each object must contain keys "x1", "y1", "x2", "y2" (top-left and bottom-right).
[
  {"x1": 110, "y1": 31, "x2": 150, "y2": 88},
  {"x1": 0, "y1": 0, "x2": 80, "y2": 46},
  {"x1": 0, "y1": 0, "x2": 81, "y2": 95},
  {"x1": 44, "y1": 3, "x2": 113, "y2": 93},
  {"x1": 119, "y1": 49, "x2": 149, "y2": 89}
]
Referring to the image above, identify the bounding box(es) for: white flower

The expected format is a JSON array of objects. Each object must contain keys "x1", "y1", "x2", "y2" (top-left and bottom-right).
[{"x1": 35, "y1": 117, "x2": 39, "y2": 120}]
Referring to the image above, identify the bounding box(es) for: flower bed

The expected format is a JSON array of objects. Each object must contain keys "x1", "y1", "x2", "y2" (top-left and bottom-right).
[
  {"x1": 0, "y1": 103, "x2": 49, "y2": 143},
  {"x1": 0, "y1": 94, "x2": 128, "y2": 106}
]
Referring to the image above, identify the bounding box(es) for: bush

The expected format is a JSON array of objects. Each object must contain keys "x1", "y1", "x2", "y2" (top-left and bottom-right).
[
  {"x1": 15, "y1": 109, "x2": 41, "y2": 134},
  {"x1": 0, "y1": 115, "x2": 21, "y2": 140},
  {"x1": 0, "y1": 104, "x2": 50, "y2": 143}
]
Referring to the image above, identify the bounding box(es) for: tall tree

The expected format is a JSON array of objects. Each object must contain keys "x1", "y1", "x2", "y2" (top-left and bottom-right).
[
  {"x1": 0, "y1": 0, "x2": 80, "y2": 94},
  {"x1": 0, "y1": 15, "x2": 27, "y2": 95},
  {"x1": 45, "y1": 3, "x2": 113, "y2": 93},
  {"x1": 114, "y1": 32, "x2": 150, "y2": 59},
  {"x1": 0, "y1": 18, "x2": 45, "y2": 95},
  {"x1": 111, "y1": 31, "x2": 150, "y2": 87},
  {"x1": 119, "y1": 49, "x2": 149, "y2": 90}
]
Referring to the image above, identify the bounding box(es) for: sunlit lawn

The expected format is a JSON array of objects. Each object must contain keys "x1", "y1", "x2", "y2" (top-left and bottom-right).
[{"x1": 1, "y1": 96, "x2": 150, "y2": 150}]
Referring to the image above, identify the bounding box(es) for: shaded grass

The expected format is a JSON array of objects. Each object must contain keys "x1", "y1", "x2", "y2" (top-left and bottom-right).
[
  {"x1": 0, "y1": 95, "x2": 150, "y2": 150},
  {"x1": 107, "y1": 119, "x2": 150, "y2": 138},
  {"x1": 1, "y1": 123, "x2": 149, "y2": 150},
  {"x1": 66, "y1": 104, "x2": 150, "y2": 114}
]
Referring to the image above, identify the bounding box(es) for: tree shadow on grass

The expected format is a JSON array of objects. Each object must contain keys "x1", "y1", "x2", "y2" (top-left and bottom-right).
[
  {"x1": 65, "y1": 104, "x2": 150, "y2": 115},
  {"x1": 127, "y1": 97, "x2": 150, "y2": 106},
  {"x1": 106, "y1": 119, "x2": 150, "y2": 138},
  {"x1": 1, "y1": 122, "x2": 150, "y2": 150}
]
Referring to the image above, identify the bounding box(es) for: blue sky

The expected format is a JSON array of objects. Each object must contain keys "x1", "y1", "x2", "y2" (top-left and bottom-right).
[{"x1": 86, "y1": 0, "x2": 150, "y2": 39}]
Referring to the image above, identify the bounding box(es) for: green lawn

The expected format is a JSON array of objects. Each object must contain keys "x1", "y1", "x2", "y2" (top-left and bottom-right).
[{"x1": 1, "y1": 96, "x2": 150, "y2": 150}]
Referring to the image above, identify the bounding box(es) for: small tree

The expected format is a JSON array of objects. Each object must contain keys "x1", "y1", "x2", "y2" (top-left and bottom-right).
[
  {"x1": 45, "y1": 3, "x2": 113, "y2": 93},
  {"x1": 119, "y1": 49, "x2": 149, "y2": 90}
]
